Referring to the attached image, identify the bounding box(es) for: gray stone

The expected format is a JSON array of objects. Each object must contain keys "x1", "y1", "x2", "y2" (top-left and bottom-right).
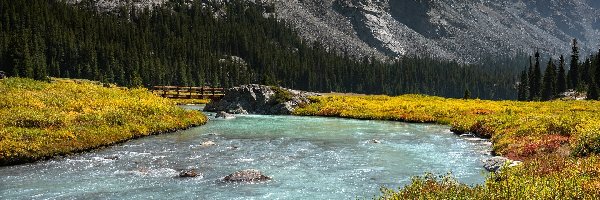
[
  {"x1": 179, "y1": 169, "x2": 199, "y2": 178},
  {"x1": 228, "y1": 107, "x2": 249, "y2": 115},
  {"x1": 201, "y1": 140, "x2": 216, "y2": 147},
  {"x1": 223, "y1": 169, "x2": 271, "y2": 183},
  {"x1": 204, "y1": 84, "x2": 319, "y2": 115},
  {"x1": 103, "y1": 155, "x2": 119, "y2": 160},
  {"x1": 215, "y1": 111, "x2": 235, "y2": 119},
  {"x1": 483, "y1": 156, "x2": 521, "y2": 172}
]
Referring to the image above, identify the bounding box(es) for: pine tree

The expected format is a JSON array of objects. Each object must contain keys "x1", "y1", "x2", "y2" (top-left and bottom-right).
[
  {"x1": 568, "y1": 38, "x2": 580, "y2": 89},
  {"x1": 596, "y1": 50, "x2": 600, "y2": 90},
  {"x1": 530, "y1": 51, "x2": 542, "y2": 100},
  {"x1": 527, "y1": 56, "x2": 535, "y2": 101},
  {"x1": 542, "y1": 58, "x2": 557, "y2": 101},
  {"x1": 463, "y1": 88, "x2": 471, "y2": 100},
  {"x1": 588, "y1": 83, "x2": 599, "y2": 100},
  {"x1": 518, "y1": 69, "x2": 529, "y2": 101},
  {"x1": 556, "y1": 55, "x2": 567, "y2": 94},
  {"x1": 583, "y1": 58, "x2": 592, "y2": 86}
]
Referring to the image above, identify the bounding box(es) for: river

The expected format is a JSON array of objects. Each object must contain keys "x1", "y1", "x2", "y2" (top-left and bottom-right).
[{"x1": 0, "y1": 105, "x2": 491, "y2": 199}]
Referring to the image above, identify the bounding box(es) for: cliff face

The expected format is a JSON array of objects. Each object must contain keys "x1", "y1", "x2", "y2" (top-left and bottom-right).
[
  {"x1": 73, "y1": 0, "x2": 600, "y2": 63},
  {"x1": 272, "y1": 0, "x2": 600, "y2": 62}
]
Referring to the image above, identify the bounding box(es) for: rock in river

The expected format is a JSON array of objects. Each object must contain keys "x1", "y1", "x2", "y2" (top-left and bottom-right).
[
  {"x1": 223, "y1": 169, "x2": 271, "y2": 183},
  {"x1": 215, "y1": 111, "x2": 235, "y2": 119},
  {"x1": 204, "y1": 84, "x2": 319, "y2": 115},
  {"x1": 201, "y1": 140, "x2": 216, "y2": 147},
  {"x1": 179, "y1": 169, "x2": 199, "y2": 178}
]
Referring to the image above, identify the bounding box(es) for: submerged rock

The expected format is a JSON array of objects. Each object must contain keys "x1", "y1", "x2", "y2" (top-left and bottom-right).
[
  {"x1": 179, "y1": 169, "x2": 199, "y2": 178},
  {"x1": 223, "y1": 169, "x2": 271, "y2": 183},
  {"x1": 103, "y1": 155, "x2": 119, "y2": 160},
  {"x1": 201, "y1": 140, "x2": 216, "y2": 147},
  {"x1": 483, "y1": 156, "x2": 521, "y2": 172},
  {"x1": 215, "y1": 111, "x2": 235, "y2": 119},
  {"x1": 204, "y1": 84, "x2": 319, "y2": 115}
]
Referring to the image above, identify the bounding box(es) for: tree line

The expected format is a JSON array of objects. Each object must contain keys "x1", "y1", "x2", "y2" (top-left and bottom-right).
[
  {"x1": 0, "y1": 0, "x2": 521, "y2": 99},
  {"x1": 518, "y1": 39, "x2": 600, "y2": 101}
]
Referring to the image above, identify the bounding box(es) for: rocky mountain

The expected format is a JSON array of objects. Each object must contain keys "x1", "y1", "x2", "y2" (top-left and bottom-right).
[
  {"x1": 272, "y1": 0, "x2": 600, "y2": 63},
  {"x1": 72, "y1": 0, "x2": 600, "y2": 63}
]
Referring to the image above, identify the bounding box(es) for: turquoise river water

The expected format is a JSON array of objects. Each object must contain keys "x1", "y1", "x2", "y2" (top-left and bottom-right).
[{"x1": 1, "y1": 106, "x2": 492, "y2": 199}]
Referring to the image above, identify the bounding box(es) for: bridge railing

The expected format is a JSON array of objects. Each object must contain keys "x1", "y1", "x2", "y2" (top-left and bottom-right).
[{"x1": 151, "y1": 86, "x2": 225, "y2": 100}]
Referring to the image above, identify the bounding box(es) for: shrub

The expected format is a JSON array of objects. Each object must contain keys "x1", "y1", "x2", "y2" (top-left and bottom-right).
[{"x1": 271, "y1": 86, "x2": 293, "y2": 104}]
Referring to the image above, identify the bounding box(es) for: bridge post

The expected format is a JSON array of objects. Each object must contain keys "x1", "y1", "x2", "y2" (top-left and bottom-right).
[{"x1": 201, "y1": 87, "x2": 205, "y2": 99}]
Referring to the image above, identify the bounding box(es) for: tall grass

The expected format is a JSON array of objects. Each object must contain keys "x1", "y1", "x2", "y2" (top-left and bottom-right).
[{"x1": 0, "y1": 78, "x2": 207, "y2": 165}]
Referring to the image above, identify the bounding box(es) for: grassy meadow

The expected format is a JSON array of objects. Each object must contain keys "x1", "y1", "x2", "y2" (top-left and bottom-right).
[
  {"x1": 0, "y1": 78, "x2": 207, "y2": 165},
  {"x1": 294, "y1": 94, "x2": 600, "y2": 199}
]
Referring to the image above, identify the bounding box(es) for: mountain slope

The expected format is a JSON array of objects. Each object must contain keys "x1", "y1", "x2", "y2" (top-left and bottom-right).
[{"x1": 273, "y1": 0, "x2": 600, "y2": 62}]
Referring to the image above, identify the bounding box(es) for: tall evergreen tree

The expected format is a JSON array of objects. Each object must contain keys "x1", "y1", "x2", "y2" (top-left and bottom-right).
[
  {"x1": 568, "y1": 38, "x2": 580, "y2": 89},
  {"x1": 589, "y1": 54, "x2": 599, "y2": 100},
  {"x1": 527, "y1": 56, "x2": 535, "y2": 101},
  {"x1": 556, "y1": 55, "x2": 567, "y2": 94},
  {"x1": 588, "y1": 80, "x2": 599, "y2": 100},
  {"x1": 530, "y1": 51, "x2": 542, "y2": 100},
  {"x1": 463, "y1": 88, "x2": 471, "y2": 100},
  {"x1": 583, "y1": 58, "x2": 592, "y2": 86},
  {"x1": 518, "y1": 69, "x2": 529, "y2": 101},
  {"x1": 542, "y1": 58, "x2": 557, "y2": 101},
  {"x1": 596, "y1": 50, "x2": 600, "y2": 89}
]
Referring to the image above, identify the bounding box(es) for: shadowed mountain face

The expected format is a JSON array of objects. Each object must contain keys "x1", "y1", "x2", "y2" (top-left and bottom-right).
[
  {"x1": 272, "y1": 0, "x2": 600, "y2": 63},
  {"x1": 75, "y1": 0, "x2": 599, "y2": 63}
]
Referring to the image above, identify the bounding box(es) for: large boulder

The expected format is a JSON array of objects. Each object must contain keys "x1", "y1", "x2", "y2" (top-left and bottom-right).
[
  {"x1": 223, "y1": 169, "x2": 271, "y2": 183},
  {"x1": 483, "y1": 156, "x2": 522, "y2": 172},
  {"x1": 204, "y1": 84, "x2": 319, "y2": 115}
]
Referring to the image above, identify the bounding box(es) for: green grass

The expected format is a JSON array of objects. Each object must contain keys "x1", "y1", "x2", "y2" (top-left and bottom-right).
[
  {"x1": 0, "y1": 78, "x2": 207, "y2": 165},
  {"x1": 294, "y1": 94, "x2": 600, "y2": 199}
]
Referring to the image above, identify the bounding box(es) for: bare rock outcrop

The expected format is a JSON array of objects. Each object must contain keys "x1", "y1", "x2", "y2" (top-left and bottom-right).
[{"x1": 204, "y1": 84, "x2": 319, "y2": 115}]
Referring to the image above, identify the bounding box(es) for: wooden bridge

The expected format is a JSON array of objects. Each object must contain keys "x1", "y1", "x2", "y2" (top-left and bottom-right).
[{"x1": 151, "y1": 86, "x2": 225, "y2": 100}]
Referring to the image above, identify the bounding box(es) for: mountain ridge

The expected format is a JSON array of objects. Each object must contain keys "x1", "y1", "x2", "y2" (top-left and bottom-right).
[
  {"x1": 70, "y1": 0, "x2": 599, "y2": 63},
  {"x1": 272, "y1": 0, "x2": 600, "y2": 63}
]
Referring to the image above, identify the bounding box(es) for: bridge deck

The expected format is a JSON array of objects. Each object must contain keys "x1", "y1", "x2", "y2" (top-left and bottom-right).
[{"x1": 151, "y1": 86, "x2": 225, "y2": 100}]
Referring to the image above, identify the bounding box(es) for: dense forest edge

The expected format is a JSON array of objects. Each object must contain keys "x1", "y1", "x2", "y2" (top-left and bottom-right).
[
  {"x1": 0, "y1": 78, "x2": 207, "y2": 166},
  {"x1": 0, "y1": 0, "x2": 524, "y2": 100},
  {"x1": 517, "y1": 40, "x2": 600, "y2": 101},
  {"x1": 295, "y1": 95, "x2": 600, "y2": 199}
]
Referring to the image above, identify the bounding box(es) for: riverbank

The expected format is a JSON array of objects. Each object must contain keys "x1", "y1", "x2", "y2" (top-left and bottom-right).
[
  {"x1": 294, "y1": 94, "x2": 600, "y2": 199},
  {"x1": 0, "y1": 78, "x2": 207, "y2": 166}
]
